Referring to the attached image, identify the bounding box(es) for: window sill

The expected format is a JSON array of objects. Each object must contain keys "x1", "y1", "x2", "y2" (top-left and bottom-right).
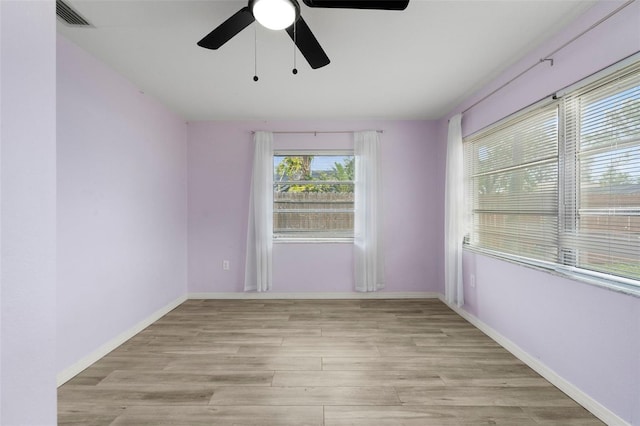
[
  {"x1": 273, "y1": 237, "x2": 354, "y2": 244},
  {"x1": 463, "y1": 246, "x2": 640, "y2": 298}
]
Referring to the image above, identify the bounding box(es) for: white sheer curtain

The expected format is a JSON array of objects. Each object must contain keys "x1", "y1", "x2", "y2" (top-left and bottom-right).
[
  {"x1": 244, "y1": 131, "x2": 273, "y2": 292},
  {"x1": 444, "y1": 114, "x2": 464, "y2": 306},
  {"x1": 354, "y1": 130, "x2": 385, "y2": 292}
]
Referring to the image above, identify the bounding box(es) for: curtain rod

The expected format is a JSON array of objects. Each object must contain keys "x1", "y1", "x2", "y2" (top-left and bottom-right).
[
  {"x1": 461, "y1": 0, "x2": 636, "y2": 115},
  {"x1": 250, "y1": 130, "x2": 383, "y2": 135}
]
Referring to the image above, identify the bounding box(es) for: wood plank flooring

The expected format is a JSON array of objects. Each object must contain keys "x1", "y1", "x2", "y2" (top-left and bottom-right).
[{"x1": 58, "y1": 299, "x2": 603, "y2": 425}]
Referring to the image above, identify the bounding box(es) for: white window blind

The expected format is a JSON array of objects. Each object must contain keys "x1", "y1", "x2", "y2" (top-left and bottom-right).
[
  {"x1": 464, "y1": 104, "x2": 560, "y2": 262},
  {"x1": 562, "y1": 62, "x2": 640, "y2": 281}
]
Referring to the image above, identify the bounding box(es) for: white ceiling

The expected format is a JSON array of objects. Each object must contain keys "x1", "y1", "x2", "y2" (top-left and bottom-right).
[{"x1": 57, "y1": 0, "x2": 595, "y2": 121}]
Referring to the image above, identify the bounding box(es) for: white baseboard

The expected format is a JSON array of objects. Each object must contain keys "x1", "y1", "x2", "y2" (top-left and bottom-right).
[
  {"x1": 56, "y1": 294, "x2": 187, "y2": 387},
  {"x1": 188, "y1": 291, "x2": 440, "y2": 300},
  {"x1": 440, "y1": 297, "x2": 629, "y2": 426}
]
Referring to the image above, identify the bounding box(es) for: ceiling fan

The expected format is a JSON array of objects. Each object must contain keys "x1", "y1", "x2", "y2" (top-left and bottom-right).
[{"x1": 197, "y1": 0, "x2": 409, "y2": 70}]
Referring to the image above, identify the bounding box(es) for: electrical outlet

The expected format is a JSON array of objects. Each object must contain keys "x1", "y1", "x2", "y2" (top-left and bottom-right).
[
  {"x1": 470, "y1": 274, "x2": 476, "y2": 288},
  {"x1": 223, "y1": 260, "x2": 230, "y2": 271}
]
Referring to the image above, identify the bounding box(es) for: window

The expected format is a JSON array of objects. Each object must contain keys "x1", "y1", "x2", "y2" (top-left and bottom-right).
[
  {"x1": 273, "y1": 152, "x2": 354, "y2": 240},
  {"x1": 562, "y1": 63, "x2": 640, "y2": 282},
  {"x1": 464, "y1": 59, "x2": 640, "y2": 288},
  {"x1": 464, "y1": 104, "x2": 559, "y2": 262}
]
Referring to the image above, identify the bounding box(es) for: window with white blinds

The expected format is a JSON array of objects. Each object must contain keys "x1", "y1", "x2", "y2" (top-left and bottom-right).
[
  {"x1": 562, "y1": 62, "x2": 640, "y2": 282},
  {"x1": 464, "y1": 59, "x2": 640, "y2": 287},
  {"x1": 464, "y1": 104, "x2": 559, "y2": 262}
]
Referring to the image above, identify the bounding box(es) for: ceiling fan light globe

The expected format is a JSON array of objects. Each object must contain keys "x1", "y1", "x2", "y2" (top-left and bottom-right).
[{"x1": 252, "y1": 0, "x2": 297, "y2": 30}]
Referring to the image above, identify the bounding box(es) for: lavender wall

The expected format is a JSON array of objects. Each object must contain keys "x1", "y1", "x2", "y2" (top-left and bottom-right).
[
  {"x1": 1, "y1": 1, "x2": 57, "y2": 424},
  {"x1": 443, "y1": 1, "x2": 640, "y2": 423},
  {"x1": 462, "y1": 253, "x2": 640, "y2": 423},
  {"x1": 188, "y1": 120, "x2": 442, "y2": 293},
  {"x1": 459, "y1": 1, "x2": 640, "y2": 138},
  {"x1": 57, "y1": 36, "x2": 188, "y2": 373}
]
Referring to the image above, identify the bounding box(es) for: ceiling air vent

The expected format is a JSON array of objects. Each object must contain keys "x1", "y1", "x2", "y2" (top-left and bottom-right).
[{"x1": 56, "y1": 0, "x2": 92, "y2": 27}]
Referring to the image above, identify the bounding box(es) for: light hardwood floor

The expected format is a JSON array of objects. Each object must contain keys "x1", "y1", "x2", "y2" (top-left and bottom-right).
[{"x1": 58, "y1": 299, "x2": 603, "y2": 425}]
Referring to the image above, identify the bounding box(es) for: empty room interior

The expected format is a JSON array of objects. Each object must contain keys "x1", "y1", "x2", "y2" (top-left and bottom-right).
[{"x1": 1, "y1": 0, "x2": 639, "y2": 425}]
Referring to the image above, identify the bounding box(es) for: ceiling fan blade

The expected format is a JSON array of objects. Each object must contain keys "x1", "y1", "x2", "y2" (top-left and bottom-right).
[
  {"x1": 286, "y1": 16, "x2": 330, "y2": 69},
  {"x1": 197, "y1": 7, "x2": 255, "y2": 50},
  {"x1": 302, "y1": 0, "x2": 408, "y2": 10}
]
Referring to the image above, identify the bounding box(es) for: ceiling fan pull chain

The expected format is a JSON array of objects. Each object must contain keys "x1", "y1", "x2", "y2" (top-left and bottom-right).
[
  {"x1": 292, "y1": 20, "x2": 298, "y2": 75},
  {"x1": 253, "y1": 24, "x2": 259, "y2": 82}
]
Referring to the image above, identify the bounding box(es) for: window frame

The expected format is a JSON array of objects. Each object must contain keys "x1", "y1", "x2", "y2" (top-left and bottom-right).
[
  {"x1": 463, "y1": 57, "x2": 640, "y2": 297},
  {"x1": 272, "y1": 150, "x2": 355, "y2": 243}
]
